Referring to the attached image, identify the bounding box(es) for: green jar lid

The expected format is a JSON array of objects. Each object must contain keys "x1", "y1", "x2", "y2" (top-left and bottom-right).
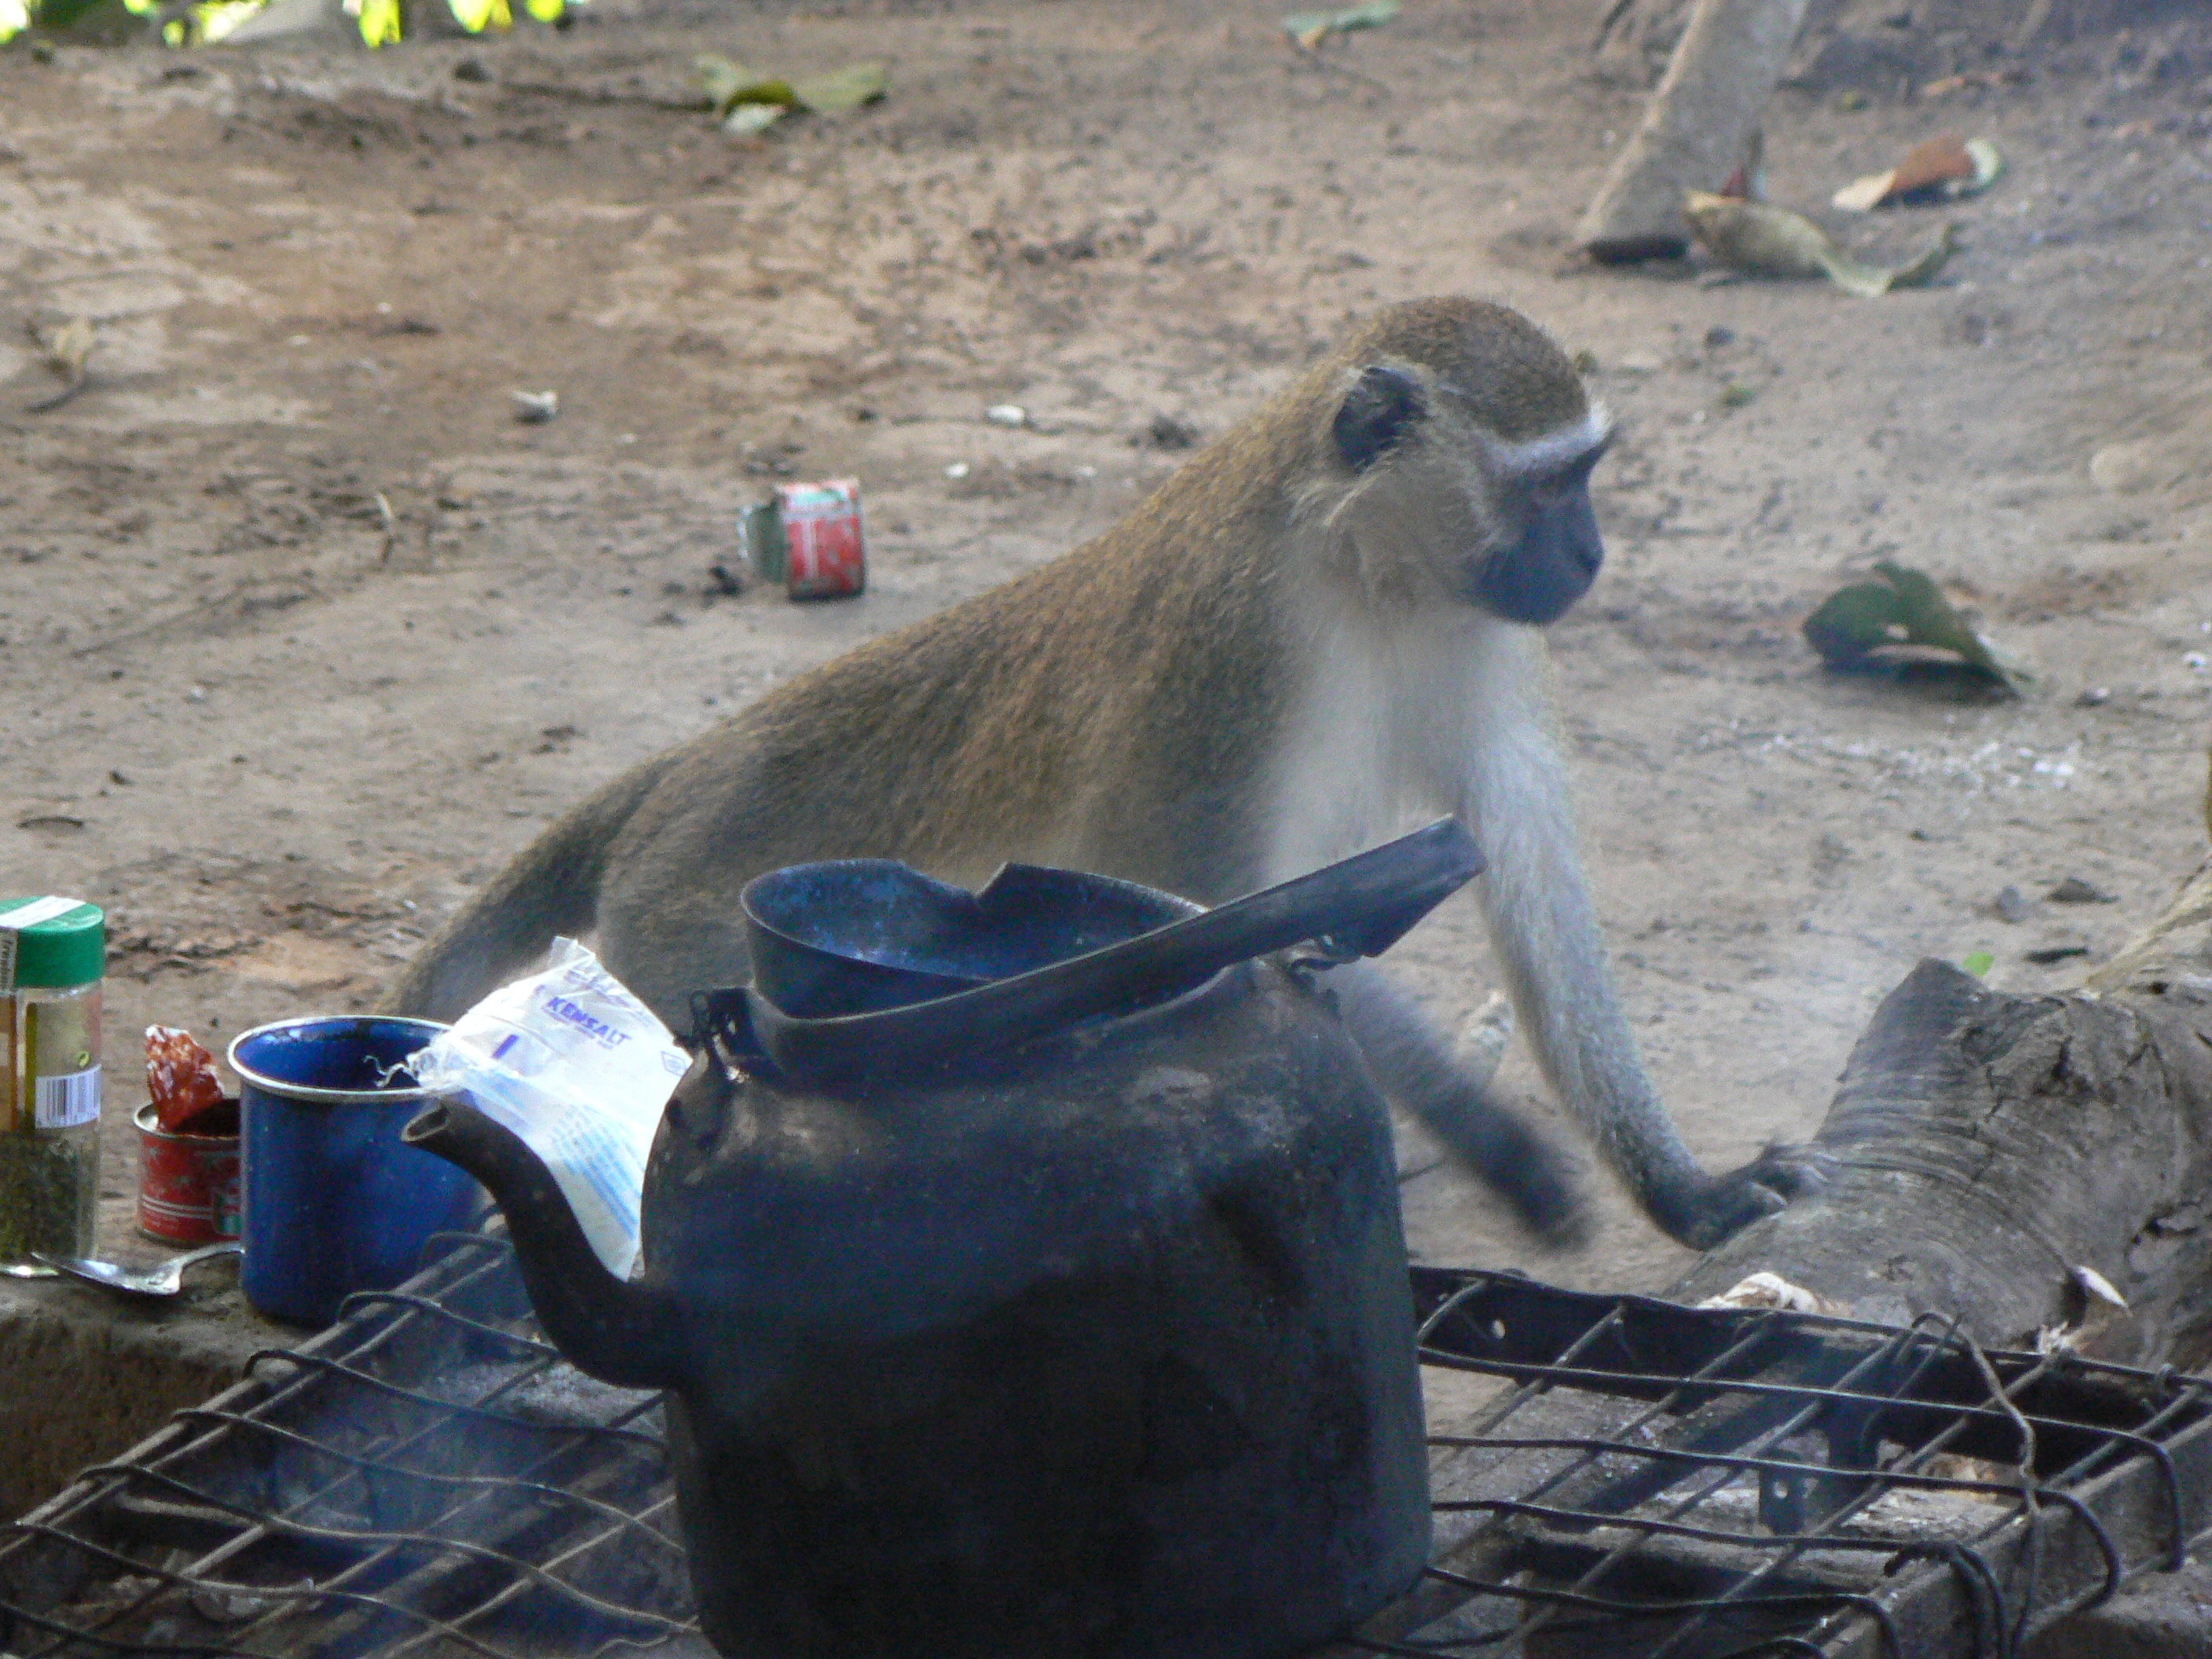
[{"x1": 0, "y1": 898, "x2": 105, "y2": 989}]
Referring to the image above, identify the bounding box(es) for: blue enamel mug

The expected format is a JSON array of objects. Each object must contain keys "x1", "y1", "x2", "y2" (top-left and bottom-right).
[{"x1": 228, "y1": 1016, "x2": 479, "y2": 1324}]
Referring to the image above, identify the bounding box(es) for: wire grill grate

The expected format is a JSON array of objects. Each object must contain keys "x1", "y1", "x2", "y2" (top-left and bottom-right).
[
  {"x1": 0, "y1": 1234, "x2": 692, "y2": 1659},
  {"x1": 4, "y1": 1248, "x2": 2210, "y2": 1658},
  {"x1": 1367, "y1": 1269, "x2": 2212, "y2": 1659}
]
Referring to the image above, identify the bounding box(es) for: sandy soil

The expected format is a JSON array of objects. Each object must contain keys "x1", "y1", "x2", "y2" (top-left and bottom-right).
[{"x1": 2, "y1": 0, "x2": 2208, "y2": 1293}]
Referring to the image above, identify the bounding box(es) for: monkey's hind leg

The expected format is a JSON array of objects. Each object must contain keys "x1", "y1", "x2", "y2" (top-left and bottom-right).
[{"x1": 1328, "y1": 965, "x2": 1588, "y2": 1248}]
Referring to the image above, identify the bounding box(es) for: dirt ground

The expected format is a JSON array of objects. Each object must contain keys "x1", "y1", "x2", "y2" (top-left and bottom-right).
[{"x1": 2, "y1": 0, "x2": 2209, "y2": 1295}]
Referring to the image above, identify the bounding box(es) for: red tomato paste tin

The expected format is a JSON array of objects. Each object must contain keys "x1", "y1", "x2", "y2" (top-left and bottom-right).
[
  {"x1": 775, "y1": 478, "x2": 866, "y2": 599},
  {"x1": 136, "y1": 1099, "x2": 242, "y2": 1244}
]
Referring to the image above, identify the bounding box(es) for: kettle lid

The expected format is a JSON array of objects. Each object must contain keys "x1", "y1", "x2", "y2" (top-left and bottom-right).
[{"x1": 709, "y1": 819, "x2": 1484, "y2": 1090}]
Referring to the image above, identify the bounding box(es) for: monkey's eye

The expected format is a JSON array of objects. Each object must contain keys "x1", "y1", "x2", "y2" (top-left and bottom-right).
[{"x1": 1527, "y1": 441, "x2": 1608, "y2": 506}]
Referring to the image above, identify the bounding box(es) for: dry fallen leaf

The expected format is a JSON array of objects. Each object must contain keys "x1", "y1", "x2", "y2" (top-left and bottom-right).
[
  {"x1": 1697, "y1": 1272, "x2": 1841, "y2": 1315},
  {"x1": 1683, "y1": 192, "x2": 1962, "y2": 298},
  {"x1": 2073, "y1": 1263, "x2": 2128, "y2": 1311},
  {"x1": 1833, "y1": 134, "x2": 2004, "y2": 213},
  {"x1": 23, "y1": 314, "x2": 93, "y2": 412}
]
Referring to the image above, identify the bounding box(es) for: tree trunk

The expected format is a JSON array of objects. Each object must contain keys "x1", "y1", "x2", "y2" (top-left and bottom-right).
[{"x1": 1574, "y1": 0, "x2": 1811, "y2": 262}]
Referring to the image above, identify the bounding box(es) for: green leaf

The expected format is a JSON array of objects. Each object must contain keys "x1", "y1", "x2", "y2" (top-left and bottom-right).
[
  {"x1": 700, "y1": 54, "x2": 885, "y2": 130},
  {"x1": 1800, "y1": 580, "x2": 1907, "y2": 672},
  {"x1": 1284, "y1": 0, "x2": 1399, "y2": 47},
  {"x1": 355, "y1": 0, "x2": 399, "y2": 45},
  {"x1": 1800, "y1": 561, "x2": 2029, "y2": 695},
  {"x1": 790, "y1": 60, "x2": 887, "y2": 113},
  {"x1": 447, "y1": 0, "x2": 508, "y2": 33},
  {"x1": 1873, "y1": 558, "x2": 2028, "y2": 691},
  {"x1": 1961, "y1": 951, "x2": 1994, "y2": 979},
  {"x1": 727, "y1": 77, "x2": 795, "y2": 108},
  {"x1": 190, "y1": 0, "x2": 268, "y2": 39},
  {"x1": 35, "y1": 0, "x2": 126, "y2": 31}
]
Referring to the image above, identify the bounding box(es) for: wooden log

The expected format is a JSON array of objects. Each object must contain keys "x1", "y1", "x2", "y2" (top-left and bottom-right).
[
  {"x1": 1574, "y1": 0, "x2": 1811, "y2": 262},
  {"x1": 1673, "y1": 843, "x2": 2212, "y2": 1368}
]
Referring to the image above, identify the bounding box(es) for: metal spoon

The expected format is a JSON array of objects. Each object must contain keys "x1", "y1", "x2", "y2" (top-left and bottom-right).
[{"x1": 28, "y1": 1240, "x2": 242, "y2": 1298}]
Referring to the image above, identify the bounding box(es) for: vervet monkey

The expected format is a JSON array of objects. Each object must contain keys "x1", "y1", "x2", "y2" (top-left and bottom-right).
[{"x1": 386, "y1": 296, "x2": 1820, "y2": 1250}]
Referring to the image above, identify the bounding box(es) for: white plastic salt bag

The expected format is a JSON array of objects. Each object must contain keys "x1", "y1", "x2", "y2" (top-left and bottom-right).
[{"x1": 406, "y1": 939, "x2": 690, "y2": 1278}]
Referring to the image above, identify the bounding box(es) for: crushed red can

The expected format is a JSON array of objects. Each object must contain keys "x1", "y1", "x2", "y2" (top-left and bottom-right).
[
  {"x1": 774, "y1": 478, "x2": 866, "y2": 600},
  {"x1": 136, "y1": 1099, "x2": 242, "y2": 1244}
]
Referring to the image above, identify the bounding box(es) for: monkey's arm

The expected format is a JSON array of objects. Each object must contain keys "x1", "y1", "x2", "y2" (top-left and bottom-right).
[
  {"x1": 1326, "y1": 964, "x2": 1584, "y2": 1245},
  {"x1": 1463, "y1": 708, "x2": 1819, "y2": 1251}
]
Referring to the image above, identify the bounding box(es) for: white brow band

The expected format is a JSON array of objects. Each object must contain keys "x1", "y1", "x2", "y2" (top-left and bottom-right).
[{"x1": 1481, "y1": 405, "x2": 1613, "y2": 478}]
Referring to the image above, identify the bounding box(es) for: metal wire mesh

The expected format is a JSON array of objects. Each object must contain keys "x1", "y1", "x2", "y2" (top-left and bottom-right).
[
  {"x1": 4, "y1": 1250, "x2": 2210, "y2": 1659},
  {"x1": 0, "y1": 1232, "x2": 694, "y2": 1659},
  {"x1": 1369, "y1": 1268, "x2": 2212, "y2": 1659}
]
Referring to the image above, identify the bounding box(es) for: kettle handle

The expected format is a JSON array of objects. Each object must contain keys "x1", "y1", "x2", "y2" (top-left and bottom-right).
[{"x1": 733, "y1": 819, "x2": 1483, "y2": 1088}]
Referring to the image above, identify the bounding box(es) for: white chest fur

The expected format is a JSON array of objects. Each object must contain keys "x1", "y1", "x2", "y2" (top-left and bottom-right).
[{"x1": 1264, "y1": 599, "x2": 1552, "y2": 882}]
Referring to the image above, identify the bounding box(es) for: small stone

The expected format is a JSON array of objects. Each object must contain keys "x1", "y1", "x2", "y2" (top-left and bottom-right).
[
  {"x1": 2048, "y1": 877, "x2": 2116, "y2": 905},
  {"x1": 1993, "y1": 884, "x2": 2031, "y2": 924},
  {"x1": 1704, "y1": 325, "x2": 1736, "y2": 348},
  {"x1": 2074, "y1": 687, "x2": 2111, "y2": 707},
  {"x1": 1146, "y1": 413, "x2": 1200, "y2": 451},
  {"x1": 984, "y1": 403, "x2": 1027, "y2": 428}
]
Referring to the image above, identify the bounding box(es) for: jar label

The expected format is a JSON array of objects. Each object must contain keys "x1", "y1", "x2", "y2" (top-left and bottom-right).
[{"x1": 34, "y1": 1066, "x2": 101, "y2": 1130}]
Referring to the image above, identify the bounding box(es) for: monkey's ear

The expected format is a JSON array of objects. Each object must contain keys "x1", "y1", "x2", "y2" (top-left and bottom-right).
[{"x1": 1333, "y1": 365, "x2": 1425, "y2": 472}]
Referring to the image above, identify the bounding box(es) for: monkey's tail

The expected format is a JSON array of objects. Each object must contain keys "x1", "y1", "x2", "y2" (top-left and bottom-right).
[{"x1": 379, "y1": 756, "x2": 675, "y2": 1024}]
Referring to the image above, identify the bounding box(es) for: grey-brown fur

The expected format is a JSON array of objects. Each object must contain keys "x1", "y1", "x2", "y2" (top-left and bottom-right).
[
  {"x1": 386, "y1": 296, "x2": 1819, "y2": 1248},
  {"x1": 390, "y1": 302, "x2": 1525, "y2": 1024}
]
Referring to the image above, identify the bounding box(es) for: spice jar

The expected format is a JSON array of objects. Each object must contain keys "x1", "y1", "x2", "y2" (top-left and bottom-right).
[{"x1": 0, "y1": 898, "x2": 105, "y2": 1265}]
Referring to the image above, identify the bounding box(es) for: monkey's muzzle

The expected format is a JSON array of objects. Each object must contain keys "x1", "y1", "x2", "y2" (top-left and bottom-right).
[{"x1": 1471, "y1": 486, "x2": 1605, "y2": 627}]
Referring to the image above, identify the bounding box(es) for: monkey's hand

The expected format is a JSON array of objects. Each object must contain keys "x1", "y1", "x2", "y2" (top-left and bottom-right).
[
  {"x1": 1663, "y1": 1142, "x2": 1833, "y2": 1252},
  {"x1": 1412, "y1": 1085, "x2": 1590, "y2": 1249}
]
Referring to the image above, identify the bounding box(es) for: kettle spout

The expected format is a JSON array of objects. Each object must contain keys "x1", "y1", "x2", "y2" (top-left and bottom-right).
[{"x1": 403, "y1": 1098, "x2": 686, "y2": 1391}]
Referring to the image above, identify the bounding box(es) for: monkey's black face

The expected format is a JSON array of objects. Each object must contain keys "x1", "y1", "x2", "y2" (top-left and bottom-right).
[
  {"x1": 1470, "y1": 472, "x2": 1605, "y2": 627},
  {"x1": 1328, "y1": 357, "x2": 1609, "y2": 624}
]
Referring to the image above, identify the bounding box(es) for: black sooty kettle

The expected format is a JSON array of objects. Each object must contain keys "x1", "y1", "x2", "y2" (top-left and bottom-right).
[{"x1": 405, "y1": 819, "x2": 1483, "y2": 1659}]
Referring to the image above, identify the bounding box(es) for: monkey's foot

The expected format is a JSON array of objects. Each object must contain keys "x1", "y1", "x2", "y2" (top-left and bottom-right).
[{"x1": 1664, "y1": 1142, "x2": 1833, "y2": 1252}]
